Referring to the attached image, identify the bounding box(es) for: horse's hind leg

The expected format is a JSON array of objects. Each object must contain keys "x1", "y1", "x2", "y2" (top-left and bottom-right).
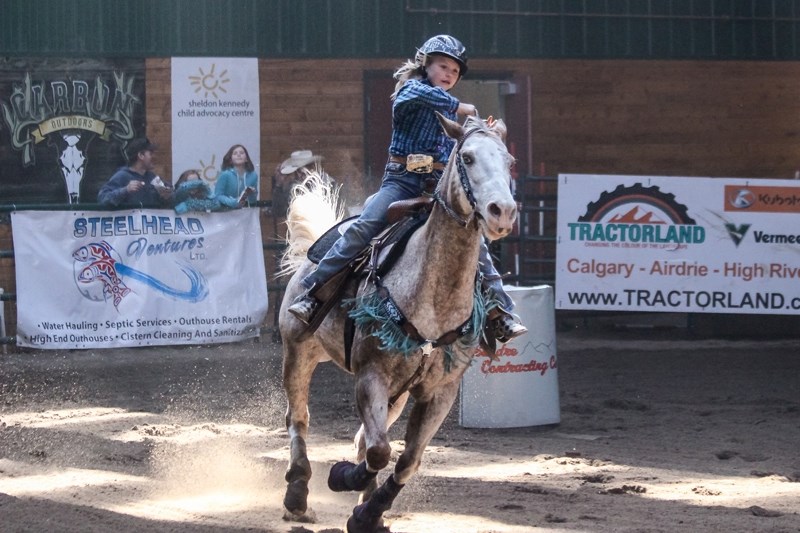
[{"x1": 282, "y1": 340, "x2": 319, "y2": 520}]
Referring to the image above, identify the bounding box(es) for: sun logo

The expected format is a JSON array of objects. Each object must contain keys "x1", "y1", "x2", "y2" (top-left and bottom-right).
[
  {"x1": 188, "y1": 63, "x2": 230, "y2": 99},
  {"x1": 199, "y1": 154, "x2": 219, "y2": 181}
]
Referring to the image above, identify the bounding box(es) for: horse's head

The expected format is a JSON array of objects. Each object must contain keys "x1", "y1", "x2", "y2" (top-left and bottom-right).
[{"x1": 435, "y1": 113, "x2": 517, "y2": 241}]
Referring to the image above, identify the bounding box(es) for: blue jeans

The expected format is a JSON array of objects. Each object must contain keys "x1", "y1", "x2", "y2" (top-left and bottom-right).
[{"x1": 301, "y1": 162, "x2": 514, "y2": 311}]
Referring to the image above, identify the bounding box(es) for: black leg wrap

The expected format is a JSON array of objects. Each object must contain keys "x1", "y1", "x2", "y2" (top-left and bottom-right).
[
  {"x1": 328, "y1": 460, "x2": 377, "y2": 492},
  {"x1": 347, "y1": 475, "x2": 404, "y2": 533},
  {"x1": 367, "y1": 474, "x2": 403, "y2": 513}
]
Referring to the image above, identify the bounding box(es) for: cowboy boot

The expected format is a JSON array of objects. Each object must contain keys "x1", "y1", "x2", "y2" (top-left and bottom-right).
[
  {"x1": 490, "y1": 309, "x2": 528, "y2": 344},
  {"x1": 287, "y1": 290, "x2": 321, "y2": 325}
]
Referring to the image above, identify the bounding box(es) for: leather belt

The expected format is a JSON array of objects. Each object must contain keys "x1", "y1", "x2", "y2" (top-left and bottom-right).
[{"x1": 389, "y1": 155, "x2": 445, "y2": 172}]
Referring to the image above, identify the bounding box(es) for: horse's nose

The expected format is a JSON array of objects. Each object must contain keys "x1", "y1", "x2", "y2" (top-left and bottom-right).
[{"x1": 487, "y1": 200, "x2": 517, "y2": 235}]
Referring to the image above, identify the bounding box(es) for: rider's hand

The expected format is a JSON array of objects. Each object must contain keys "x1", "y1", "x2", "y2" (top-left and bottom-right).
[{"x1": 458, "y1": 103, "x2": 477, "y2": 116}]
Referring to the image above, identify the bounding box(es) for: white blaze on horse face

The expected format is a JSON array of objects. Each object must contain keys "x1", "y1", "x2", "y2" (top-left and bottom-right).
[{"x1": 464, "y1": 133, "x2": 517, "y2": 241}]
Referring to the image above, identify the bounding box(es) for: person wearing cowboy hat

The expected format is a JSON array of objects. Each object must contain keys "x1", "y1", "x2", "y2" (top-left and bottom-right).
[
  {"x1": 279, "y1": 150, "x2": 322, "y2": 175},
  {"x1": 271, "y1": 150, "x2": 332, "y2": 217}
]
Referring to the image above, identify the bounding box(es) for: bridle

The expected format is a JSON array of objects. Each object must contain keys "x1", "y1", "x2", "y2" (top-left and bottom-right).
[{"x1": 432, "y1": 126, "x2": 485, "y2": 228}]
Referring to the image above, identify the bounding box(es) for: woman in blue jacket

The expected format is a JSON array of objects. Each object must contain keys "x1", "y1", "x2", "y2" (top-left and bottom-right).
[{"x1": 214, "y1": 144, "x2": 259, "y2": 206}]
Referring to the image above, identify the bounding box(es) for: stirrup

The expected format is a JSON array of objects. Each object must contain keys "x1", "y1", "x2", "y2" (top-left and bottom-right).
[
  {"x1": 288, "y1": 291, "x2": 320, "y2": 325},
  {"x1": 493, "y1": 313, "x2": 528, "y2": 344}
]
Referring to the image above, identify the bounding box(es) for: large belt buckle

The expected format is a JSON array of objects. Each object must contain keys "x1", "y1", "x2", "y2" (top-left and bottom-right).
[{"x1": 406, "y1": 154, "x2": 434, "y2": 174}]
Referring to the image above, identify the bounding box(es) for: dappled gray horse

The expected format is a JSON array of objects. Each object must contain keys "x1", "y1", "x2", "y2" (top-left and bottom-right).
[{"x1": 278, "y1": 114, "x2": 517, "y2": 532}]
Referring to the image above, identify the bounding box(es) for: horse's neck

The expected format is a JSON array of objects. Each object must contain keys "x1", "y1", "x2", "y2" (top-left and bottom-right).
[{"x1": 386, "y1": 207, "x2": 481, "y2": 332}]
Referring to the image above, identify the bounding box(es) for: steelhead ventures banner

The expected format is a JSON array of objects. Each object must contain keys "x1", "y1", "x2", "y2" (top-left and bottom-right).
[
  {"x1": 556, "y1": 174, "x2": 800, "y2": 315},
  {"x1": 12, "y1": 209, "x2": 268, "y2": 349},
  {"x1": 170, "y1": 57, "x2": 260, "y2": 188}
]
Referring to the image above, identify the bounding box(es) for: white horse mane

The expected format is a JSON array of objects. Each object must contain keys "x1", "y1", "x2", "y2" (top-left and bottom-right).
[{"x1": 278, "y1": 171, "x2": 344, "y2": 277}]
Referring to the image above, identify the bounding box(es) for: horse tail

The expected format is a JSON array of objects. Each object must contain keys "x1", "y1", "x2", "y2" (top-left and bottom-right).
[{"x1": 279, "y1": 171, "x2": 343, "y2": 276}]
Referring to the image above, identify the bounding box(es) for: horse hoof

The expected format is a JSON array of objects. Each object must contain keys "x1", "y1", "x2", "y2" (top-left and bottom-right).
[
  {"x1": 282, "y1": 507, "x2": 317, "y2": 523},
  {"x1": 283, "y1": 478, "x2": 309, "y2": 515},
  {"x1": 346, "y1": 515, "x2": 390, "y2": 533}
]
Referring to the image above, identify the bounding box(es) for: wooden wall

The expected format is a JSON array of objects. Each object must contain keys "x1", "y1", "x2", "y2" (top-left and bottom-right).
[
  {"x1": 523, "y1": 59, "x2": 800, "y2": 179},
  {"x1": 145, "y1": 57, "x2": 800, "y2": 193}
]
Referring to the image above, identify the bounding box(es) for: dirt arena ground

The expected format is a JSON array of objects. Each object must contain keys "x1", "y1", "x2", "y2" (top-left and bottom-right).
[{"x1": 1, "y1": 320, "x2": 799, "y2": 532}]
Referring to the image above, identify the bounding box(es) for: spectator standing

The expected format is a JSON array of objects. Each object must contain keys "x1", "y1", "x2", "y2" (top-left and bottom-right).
[
  {"x1": 97, "y1": 138, "x2": 172, "y2": 207},
  {"x1": 270, "y1": 150, "x2": 329, "y2": 218},
  {"x1": 172, "y1": 168, "x2": 239, "y2": 214},
  {"x1": 214, "y1": 144, "x2": 259, "y2": 207}
]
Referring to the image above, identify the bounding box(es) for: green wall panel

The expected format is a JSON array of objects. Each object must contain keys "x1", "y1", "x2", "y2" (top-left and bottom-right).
[{"x1": 1, "y1": 0, "x2": 799, "y2": 60}]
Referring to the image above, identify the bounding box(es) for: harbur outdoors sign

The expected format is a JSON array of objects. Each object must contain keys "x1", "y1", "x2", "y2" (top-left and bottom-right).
[
  {"x1": 0, "y1": 58, "x2": 145, "y2": 204},
  {"x1": 556, "y1": 174, "x2": 800, "y2": 315}
]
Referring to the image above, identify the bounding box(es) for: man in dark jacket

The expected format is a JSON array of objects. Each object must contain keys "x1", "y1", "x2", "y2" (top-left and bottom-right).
[{"x1": 97, "y1": 138, "x2": 173, "y2": 207}]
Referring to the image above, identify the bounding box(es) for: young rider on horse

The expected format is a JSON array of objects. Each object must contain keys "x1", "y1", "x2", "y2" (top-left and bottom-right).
[{"x1": 288, "y1": 34, "x2": 527, "y2": 343}]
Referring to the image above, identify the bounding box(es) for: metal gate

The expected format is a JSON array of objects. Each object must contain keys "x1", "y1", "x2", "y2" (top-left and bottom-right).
[{"x1": 496, "y1": 175, "x2": 558, "y2": 288}]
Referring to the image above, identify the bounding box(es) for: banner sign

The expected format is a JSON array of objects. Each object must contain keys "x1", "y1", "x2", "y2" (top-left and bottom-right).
[
  {"x1": 170, "y1": 57, "x2": 260, "y2": 190},
  {"x1": 0, "y1": 58, "x2": 145, "y2": 204},
  {"x1": 556, "y1": 174, "x2": 800, "y2": 315},
  {"x1": 12, "y1": 209, "x2": 268, "y2": 349}
]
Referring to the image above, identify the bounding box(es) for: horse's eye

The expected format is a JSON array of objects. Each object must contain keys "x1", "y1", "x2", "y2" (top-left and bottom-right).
[{"x1": 462, "y1": 154, "x2": 473, "y2": 165}]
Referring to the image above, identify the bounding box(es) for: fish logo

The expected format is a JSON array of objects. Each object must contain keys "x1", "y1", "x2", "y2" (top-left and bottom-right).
[{"x1": 73, "y1": 241, "x2": 209, "y2": 309}]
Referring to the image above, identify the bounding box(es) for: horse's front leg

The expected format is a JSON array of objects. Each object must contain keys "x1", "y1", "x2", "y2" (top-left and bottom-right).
[
  {"x1": 351, "y1": 391, "x2": 410, "y2": 503},
  {"x1": 327, "y1": 369, "x2": 393, "y2": 495},
  {"x1": 282, "y1": 340, "x2": 319, "y2": 520},
  {"x1": 346, "y1": 380, "x2": 460, "y2": 533}
]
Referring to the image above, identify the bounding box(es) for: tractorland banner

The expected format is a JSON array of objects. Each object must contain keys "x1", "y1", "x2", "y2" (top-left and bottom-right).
[
  {"x1": 12, "y1": 209, "x2": 268, "y2": 349},
  {"x1": 556, "y1": 174, "x2": 800, "y2": 315}
]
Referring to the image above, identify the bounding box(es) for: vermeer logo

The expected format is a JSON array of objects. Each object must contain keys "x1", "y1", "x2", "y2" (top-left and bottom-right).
[
  {"x1": 567, "y1": 183, "x2": 704, "y2": 248},
  {"x1": 724, "y1": 223, "x2": 750, "y2": 247},
  {"x1": 724, "y1": 185, "x2": 800, "y2": 213}
]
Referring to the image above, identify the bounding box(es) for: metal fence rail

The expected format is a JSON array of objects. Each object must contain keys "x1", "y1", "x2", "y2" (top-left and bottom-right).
[{"x1": 497, "y1": 175, "x2": 558, "y2": 288}]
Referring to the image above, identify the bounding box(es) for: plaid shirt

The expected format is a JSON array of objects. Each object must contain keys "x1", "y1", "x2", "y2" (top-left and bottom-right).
[{"x1": 389, "y1": 79, "x2": 460, "y2": 163}]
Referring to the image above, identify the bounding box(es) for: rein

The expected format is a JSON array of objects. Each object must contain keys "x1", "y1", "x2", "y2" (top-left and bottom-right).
[{"x1": 432, "y1": 127, "x2": 483, "y2": 228}]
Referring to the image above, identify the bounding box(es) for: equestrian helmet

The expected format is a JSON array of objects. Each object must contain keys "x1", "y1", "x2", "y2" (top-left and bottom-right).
[{"x1": 416, "y1": 34, "x2": 468, "y2": 77}]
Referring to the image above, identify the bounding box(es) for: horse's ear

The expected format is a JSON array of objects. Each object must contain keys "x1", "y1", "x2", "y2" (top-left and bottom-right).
[
  {"x1": 489, "y1": 118, "x2": 507, "y2": 142},
  {"x1": 436, "y1": 111, "x2": 464, "y2": 139}
]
